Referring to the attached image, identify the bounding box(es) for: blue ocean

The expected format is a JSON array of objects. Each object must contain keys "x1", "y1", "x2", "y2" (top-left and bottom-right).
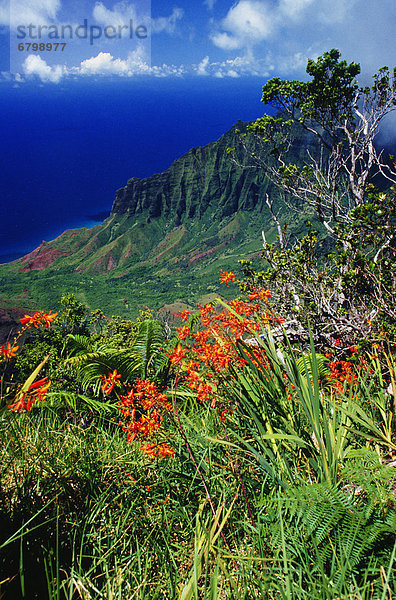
[{"x1": 0, "y1": 76, "x2": 264, "y2": 262}]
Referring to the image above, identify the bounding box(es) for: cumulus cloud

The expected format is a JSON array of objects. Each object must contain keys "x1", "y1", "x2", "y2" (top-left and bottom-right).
[
  {"x1": 278, "y1": 0, "x2": 315, "y2": 20},
  {"x1": 0, "y1": 0, "x2": 61, "y2": 28},
  {"x1": 78, "y1": 46, "x2": 154, "y2": 76},
  {"x1": 211, "y1": 0, "x2": 359, "y2": 52},
  {"x1": 92, "y1": 0, "x2": 149, "y2": 34},
  {"x1": 79, "y1": 51, "x2": 130, "y2": 75},
  {"x1": 211, "y1": 1, "x2": 274, "y2": 50},
  {"x1": 16, "y1": 48, "x2": 299, "y2": 83},
  {"x1": 19, "y1": 47, "x2": 185, "y2": 82},
  {"x1": 314, "y1": 0, "x2": 358, "y2": 24},
  {"x1": 22, "y1": 54, "x2": 64, "y2": 82},
  {"x1": 210, "y1": 0, "x2": 323, "y2": 51},
  {"x1": 77, "y1": 47, "x2": 186, "y2": 77}
]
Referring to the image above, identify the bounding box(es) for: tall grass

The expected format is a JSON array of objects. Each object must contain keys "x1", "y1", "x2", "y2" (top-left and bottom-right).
[{"x1": 1, "y1": 331, "x2": 395, "y2": 599}]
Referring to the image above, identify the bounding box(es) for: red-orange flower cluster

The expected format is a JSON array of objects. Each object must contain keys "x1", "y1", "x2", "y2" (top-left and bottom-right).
[
  {"x1": 248, "y1": 287, "x2": 272, "y2": 301},
  {"x1": 176, "y1": 326, "x2": 190, "y2": 340},
  {"x1": 327, "y1": 359, "x2": 360, "y2": 393},
  {"x1": 20, "y1": 311, "x2": 58, "y2": 329},
  {"x1": 219, "y1": 270, "x2": 236, "y2": 286},
  {"x1": 169, "y1": 344, "x2": 186, "y2": 366},
  {"x1": 140, "y1": 443, "x2": 175, "y2": 459},
  {"x1": 101, "y1": 369, "x2": 122, "y2": 394},
  {"x1": 1, "y1": 310, "x2": 57, "y2": 366},
  {"x1": 169, "y1": 291, "x2": 283, "y2": 418},
  {"x1": 0, "y1": 343, "x2": 19, "y2": 361},
  {"x1": 178, "y1": 310, "x2": 191, "y2": 322},
  {"x1": 10, "y1": 377, "x2": 51, "y2": 412},
  {"x1": 118, "y1": 378, "x2": 174, "y2": 458}
]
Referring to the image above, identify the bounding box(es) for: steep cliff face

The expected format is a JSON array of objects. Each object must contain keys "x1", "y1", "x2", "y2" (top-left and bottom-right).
[{"x1": 112, "y1": 122, "x2": 271, "y2": 222}]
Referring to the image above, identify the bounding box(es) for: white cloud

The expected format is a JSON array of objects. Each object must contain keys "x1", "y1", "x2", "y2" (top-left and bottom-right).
[
  {"x1": 18, "y1": 47, "x2": 186, "y2": 82},
  {"x1": 211, "y1": 32, "x2": 242, "y2": 51},
  {"x1": 315, "y1": 0, "x2": 357, "y2": 24},
  {"x1": 211, "y1": 0, "x2": 357, "y2": 52},
  {"x1": 193, "y1": 54, "x2": 273, "y2": 78},
  {"x1": 0, "y1": 0, "x2": 61, "y2": 28},
  {"x1": 197, "y1": 55, "x2": 210, "y2": 75},
  {"x1": 79, "y1": 51, "x2": 130, "y2": 75},
  {"x1": 211, "y1": 1, "x2": 274, "y2": 50},
  {"x1": 78, "y1": 46, "x2": 153, "y2": 76},
  {"x1": 92, "y1": 0, "x2": 150, "y2": 35},
  {"x1": 23, "y1": 54, "x2": 63, "y2": 82},
  {"x1": 210, "y1": 0, "x2": 318, "y2": 51},
  {"x1": 151, "y1": 7, "x2": 184, "y2": 34},
  {"x1": 210, "y1": 0, "x2": 396, "y2": 78}
]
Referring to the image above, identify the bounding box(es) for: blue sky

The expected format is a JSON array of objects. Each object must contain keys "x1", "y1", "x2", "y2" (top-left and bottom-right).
[{"x1": 0, "y1": 0, "x2": 395, "y2": 82}]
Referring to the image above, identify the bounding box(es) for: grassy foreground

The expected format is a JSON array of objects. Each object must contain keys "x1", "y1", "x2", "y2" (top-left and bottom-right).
[{"x1": 0, "y1": 296, "x2": 395, "y2": 600}]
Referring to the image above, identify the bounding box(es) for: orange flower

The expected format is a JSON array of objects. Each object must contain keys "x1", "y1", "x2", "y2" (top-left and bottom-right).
[
  {"x1": 140, "y1": 443, "x2": 158, "y2": 458},
  {"x1": 10, "y1": 377, "x2": 50, "y2": 412},
  {"x1": 193, "y1": 331, "x2": 210, "y2": 343},
  {"x1": 372, "y1": 343, "x2": 380, "y2": 350},
  {"x1": 367, "y1": 319, "x2": 373, "y2": 327},
  {"x1": 41, "y1": 312, "x2": 58, "y2": 327},
  {"x1": 101, "y1": 369, "x2": 122, "y2": 394},
  {"x1": 140, "y1": 443, "x2": 175, "y2": 459},
  {"x1": 178, "y1": 310, "x2": 191, "y2": 322},
  {"x1": 20, "y1": 311, "x2": 58, "y2": 329},
  {"x1": 157, "y1": 445, "x2": 175, "y2": 459},
  {"x1": 0, "y1": 343, "x2": 19, "y2": 361},
  {"x1": 169, "y1": 344, "x2": 186, "y2": 366},
  {"x1": 118, "y1": 378, "x2": 172, "y2": 445},
  {"x1": 199, "y1": 304, "x2": 214, "y2": 317},
  {"x1": 177, "y1": 326, "x2": 190, "y2": 340},
  {"x1": 249, "y1": 288, "x2": 272, "y2": 300},
  {"x1": 20, "y1": 312, "x2": 42, "y2": 328},
  {"x1": 348, "y1": 346, "x2": 359, "y2": 354},
  {"x1": 219, "y1": 270, "x2": 236, "y2": 286}
]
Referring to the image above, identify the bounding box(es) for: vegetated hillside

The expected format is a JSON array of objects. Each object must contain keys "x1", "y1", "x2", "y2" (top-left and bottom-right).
[{"x1": 0, "y1": 122, "x2": 313, "y2": 318}]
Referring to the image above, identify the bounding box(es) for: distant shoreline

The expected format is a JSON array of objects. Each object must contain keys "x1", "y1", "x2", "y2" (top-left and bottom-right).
[{"x1": 0, "y1": 214, "x2": 109, "y2": 265}]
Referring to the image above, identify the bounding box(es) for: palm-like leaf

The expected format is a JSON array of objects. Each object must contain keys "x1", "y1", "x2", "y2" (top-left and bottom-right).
[
  {"x1": 62, "y1": 320, "x2": 170, "y2": 394},
  {"x1": 131, "y1": 320, "x2": 167, "y2": 378}
]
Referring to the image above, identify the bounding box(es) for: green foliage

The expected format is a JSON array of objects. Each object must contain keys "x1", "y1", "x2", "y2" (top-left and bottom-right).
[
  {"x1": 56, "y1": 292, "x2": 90, "y2": 335},
  {"x1": 241, "y1": 50, "x2": 396, "y2": 352},
  {"x1": 260, "y1": 49, "x2": 361, "y2": 137},
  {"x1": 258, "y1": 484, "x2": 396, "y2": 598},
  {"x1": 218, "y1": 329, "x2": 353, "y2": 488},
  {"x1": 62, "y1": 318, "x2": 170, "y2": 397}
]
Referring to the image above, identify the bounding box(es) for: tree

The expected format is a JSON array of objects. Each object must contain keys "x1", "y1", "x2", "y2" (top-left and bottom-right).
[{"x1": 235, "y1": 50, "x2": 396, "y2": 350}]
